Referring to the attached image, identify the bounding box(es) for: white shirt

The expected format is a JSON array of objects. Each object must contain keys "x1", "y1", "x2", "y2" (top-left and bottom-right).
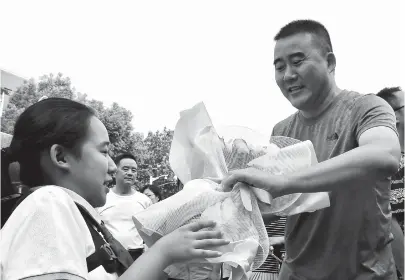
[
  {"x1": 1, "y1": 186, "x2": 117, "y2": 280},
  {"x1": 97, "y1": 190, "x2": 152, "y2": 250}
]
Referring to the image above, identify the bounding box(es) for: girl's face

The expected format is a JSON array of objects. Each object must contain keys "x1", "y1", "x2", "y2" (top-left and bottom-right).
[
  {"x1": 60, "y1": 116, "x2": 116, "y2": 207},
  {"x1": 143, "y1": 188, "x2": 159, "y2": 203}
]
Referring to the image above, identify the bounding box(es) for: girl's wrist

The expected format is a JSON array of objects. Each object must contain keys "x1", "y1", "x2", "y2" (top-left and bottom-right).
[{"x1": 151, "y1": 239, "x2": 173, "y2": 267}]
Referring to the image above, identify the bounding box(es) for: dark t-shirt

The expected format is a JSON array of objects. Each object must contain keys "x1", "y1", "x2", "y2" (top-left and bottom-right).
[{"x1": 272, "y1": 90, "x2": 398, "y2": 280}]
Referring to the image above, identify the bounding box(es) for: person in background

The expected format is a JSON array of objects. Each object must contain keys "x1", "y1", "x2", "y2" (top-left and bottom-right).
[
  {"x1": 142, "y1": 184, "x2": 162, "y2": 204},
  {"x1": 1, "y1": 98, "x2": 230, "y2": 280},
  {"x1": 223, "y1": 19, "x2": 400, "y2": 280},
  {"x1": 98, "y1": 153, "x2": 152, "y2": 262},
  {"x1": 377, "y1": 86, "x2": 404, "y2": 278}
]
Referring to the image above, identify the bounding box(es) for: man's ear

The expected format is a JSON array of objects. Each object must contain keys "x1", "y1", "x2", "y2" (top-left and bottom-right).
[
  {"x1": 49, "y1": 144, "x2": 71, "y2": 171},
  {"x1": 326, "y1": 52, "x2": 336, "y2": 74}
]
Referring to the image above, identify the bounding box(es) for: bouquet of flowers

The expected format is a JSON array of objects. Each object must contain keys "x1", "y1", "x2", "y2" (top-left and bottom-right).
[{"x1": 132, "y1": 102, "x2": 330, "y2": 280}]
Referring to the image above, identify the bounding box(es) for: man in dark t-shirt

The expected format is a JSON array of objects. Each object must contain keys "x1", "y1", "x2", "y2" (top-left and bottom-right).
[{"x1": 223, "y1": 20, "x2": 401, "y2": 280}]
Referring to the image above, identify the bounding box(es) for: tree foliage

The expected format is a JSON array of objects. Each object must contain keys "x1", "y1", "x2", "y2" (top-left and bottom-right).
[
  {"x1": 143, "y1": 127, "x2": 174, "y2": 173},
  {"x1": 139, "y1": 128, "x2": 178, "y2": 198},
  {"x1": 1, "y1": 73, "x2": 143, "y2": 157},
  {"x1": 1, "y1": 73, "x2": 180, "y2": 198},
  {"x1": 1, "y1": 78, "x2": 39, "y2": 134}
]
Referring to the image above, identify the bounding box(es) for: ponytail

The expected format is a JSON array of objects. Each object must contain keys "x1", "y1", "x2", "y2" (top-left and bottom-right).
[
  {"x1": 1, "y1": 147, "x2": 17, "y2": 199},
  {"x1": 1, "y1": 147, "x2": 22, "y2": 228}
]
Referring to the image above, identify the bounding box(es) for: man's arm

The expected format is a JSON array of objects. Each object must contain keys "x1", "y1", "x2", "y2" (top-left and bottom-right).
[
  {"x1": 281, "y1": 94, "x2": 400, "y2": 195},
  {"x1": 282, "y1": 126, "x2": 400, "y2": 195},
  {"x1": 223, "y1": 126, "x2": 400, "y2": 196}
]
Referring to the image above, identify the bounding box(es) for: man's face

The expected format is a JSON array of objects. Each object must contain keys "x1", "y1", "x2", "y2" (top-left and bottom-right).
[
  {"x1": 274, "y1": 33, "x2": 331, "y2": 111},
  {"x1": 116, "y1": 158, "x2": 138, "y2": 187},
  {"x1": 68, "y1": 116, "x2": 117, "y2": 207}
]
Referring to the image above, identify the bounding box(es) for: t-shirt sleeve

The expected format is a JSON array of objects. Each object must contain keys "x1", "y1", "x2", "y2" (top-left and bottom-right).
[
  {"x1": 352, "y1": 94, "x2": 398, "y2": 142},
  {"x1": 2, "y1": 189, "x2": 90, "y2": 280},
  {"x1": 271, "y1": 121, "x2": 284, "y2": 137},
  {"x1": 271, "y1": 127, "x2": 276, "y2": 137}
]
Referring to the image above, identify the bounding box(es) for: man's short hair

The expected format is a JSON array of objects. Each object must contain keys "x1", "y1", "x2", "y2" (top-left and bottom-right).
[
  {"x1": 274, "y1": 19, "x2": 333, "y2": 55},
  {"x1": 114, "y1": 153, "x2": 137, "y2": 166},
  {"x1": 376, "y1": 87, "x2": 402, "y2": 101}
]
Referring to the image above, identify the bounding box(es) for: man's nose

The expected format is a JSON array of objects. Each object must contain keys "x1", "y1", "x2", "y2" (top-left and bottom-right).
[{"x1": 283, "y1": 65, "x2": 297, "y2": 82}]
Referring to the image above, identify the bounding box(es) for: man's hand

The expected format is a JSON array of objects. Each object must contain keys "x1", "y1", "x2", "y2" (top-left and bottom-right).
[{"x1": 221, "y1": 167, "x2": 288, "y2": 198}]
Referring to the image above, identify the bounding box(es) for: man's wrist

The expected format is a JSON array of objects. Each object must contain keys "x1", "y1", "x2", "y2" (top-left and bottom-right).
[{"x1": 278, "y1": 175, "x2": 295, "y2": 197}]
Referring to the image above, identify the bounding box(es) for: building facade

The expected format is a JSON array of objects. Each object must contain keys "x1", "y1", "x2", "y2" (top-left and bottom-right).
[{"x1": 0, "y1": 70, "x2": 26, "y2": 116}]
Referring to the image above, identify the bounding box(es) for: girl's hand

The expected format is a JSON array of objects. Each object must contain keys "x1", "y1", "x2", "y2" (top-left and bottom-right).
[{"x1": 155, "y1": 220, "x2": 230, "y2": 264}]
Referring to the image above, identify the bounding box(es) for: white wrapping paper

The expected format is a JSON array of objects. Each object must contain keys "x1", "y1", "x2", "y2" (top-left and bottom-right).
[{"x1": 133, "y1": 102, "x2": 330, "y2": 280}]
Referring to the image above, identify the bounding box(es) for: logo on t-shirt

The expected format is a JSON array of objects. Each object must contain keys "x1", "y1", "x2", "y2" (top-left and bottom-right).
[{"x1": 326, "y1": 132, "x2": 339, "y2": 141}]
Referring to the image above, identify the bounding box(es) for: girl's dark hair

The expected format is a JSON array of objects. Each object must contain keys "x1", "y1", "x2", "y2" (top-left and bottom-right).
[
  {"x1": 4, "y1": 98, "x2": 95, "y2": 187},
  {"x1": 142, "y1": 184, "x2": 162, "y2": 201}
]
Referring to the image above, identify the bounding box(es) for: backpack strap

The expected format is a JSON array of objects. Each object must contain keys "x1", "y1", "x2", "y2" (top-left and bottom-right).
[{"x1": 74, "y1": 203, "x2": 134, "y2": 275}]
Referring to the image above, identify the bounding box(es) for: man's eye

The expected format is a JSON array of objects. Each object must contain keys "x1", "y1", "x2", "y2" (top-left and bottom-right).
[
  {"x1": 275, "y1": 66, "x2": 285, "y2": 72},
  {"x1": 292, "y1": 60, "x2": 303, "y2": 65}
]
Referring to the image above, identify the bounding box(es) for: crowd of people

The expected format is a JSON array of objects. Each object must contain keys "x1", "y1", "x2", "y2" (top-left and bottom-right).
[{"x1": 0, "y1": 19, "x2": 403, "y2": 280}]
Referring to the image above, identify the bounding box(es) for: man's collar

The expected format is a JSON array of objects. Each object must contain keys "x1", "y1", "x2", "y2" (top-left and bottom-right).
[{"x1": 112, "y1": 185, "x2": 137, "y2": 196}]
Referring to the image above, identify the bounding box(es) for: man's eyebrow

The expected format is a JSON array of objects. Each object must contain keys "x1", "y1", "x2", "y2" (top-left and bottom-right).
[
  {"x1": 273, "y1": 58, "x2": 282, "y2": 65},
  {"x1": 289, "y1": 52, "x2": 306, "y2": 59},
  {"x1": 274, "y1": 52, "x2": 306, "y2": 65},
  {"x1": 121, "y1": 165, "x2": 138, "y2": 169}
]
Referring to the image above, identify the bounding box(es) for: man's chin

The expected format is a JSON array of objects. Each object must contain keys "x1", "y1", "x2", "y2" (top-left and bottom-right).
[
  {"x1": 124, "y1": 181, "x2": 134, "y2": 186},
  {"x1": 289, "y1": 97, "x2": 312, "y2": 112}
]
